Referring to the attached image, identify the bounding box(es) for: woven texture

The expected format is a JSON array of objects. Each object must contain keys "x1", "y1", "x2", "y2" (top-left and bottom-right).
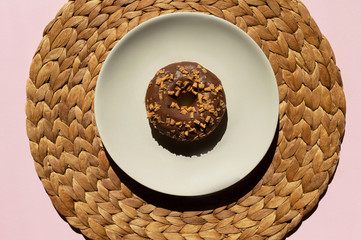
[{"x1": 25, "y1": 0, "x2": 346, "y2": 239}]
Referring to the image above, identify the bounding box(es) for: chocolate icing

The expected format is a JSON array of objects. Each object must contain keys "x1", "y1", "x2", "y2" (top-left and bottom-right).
[{"x1": 145, "y1": 61, "x2": 226, "y2": 141}]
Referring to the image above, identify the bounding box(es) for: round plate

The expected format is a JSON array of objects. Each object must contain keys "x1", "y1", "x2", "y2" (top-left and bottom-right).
[{"x1": 94, "y1": 13, "x2": 279, "y2": 196}]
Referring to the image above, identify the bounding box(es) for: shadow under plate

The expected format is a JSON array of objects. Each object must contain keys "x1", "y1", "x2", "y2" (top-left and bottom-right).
[{"x1": 104, "y1": 118, "x2": 279, "y2": 211}]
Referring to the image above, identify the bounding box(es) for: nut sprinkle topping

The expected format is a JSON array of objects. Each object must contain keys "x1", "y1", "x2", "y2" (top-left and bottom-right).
[{"x1": 145, "y1": 62, "x2": 226, "y2": 141}]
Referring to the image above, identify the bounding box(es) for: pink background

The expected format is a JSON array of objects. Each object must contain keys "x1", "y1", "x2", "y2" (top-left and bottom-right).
[{"x1": 0, "y1": 0, "x2": 360, "y2": 239}]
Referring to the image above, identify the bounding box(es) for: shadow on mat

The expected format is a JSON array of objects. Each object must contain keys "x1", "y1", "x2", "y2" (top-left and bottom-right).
[{"x1": 105, "y1": 121, "x2": 279, "y2": 211}]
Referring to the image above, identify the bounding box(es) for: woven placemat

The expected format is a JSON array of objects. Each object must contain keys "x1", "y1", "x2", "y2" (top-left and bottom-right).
[{"x1": 25, "y1": 0, "x2": 346, "y2": 239}]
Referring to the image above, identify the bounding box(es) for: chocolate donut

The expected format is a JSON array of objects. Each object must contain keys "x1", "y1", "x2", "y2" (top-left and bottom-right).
[{"x1": 145, "y1": 62, "x2": 226, "y2": 141}]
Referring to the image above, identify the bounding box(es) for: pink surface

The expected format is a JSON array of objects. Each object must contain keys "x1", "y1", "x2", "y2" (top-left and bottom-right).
[{"x1": 0, "y1": 0, "x2": 359, "y2": 239}]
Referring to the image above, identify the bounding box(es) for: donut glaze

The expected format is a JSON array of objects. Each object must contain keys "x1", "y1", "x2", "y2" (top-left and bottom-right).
[{"x1": 145, "y1": 62, "x2": 226, "y2": 141}]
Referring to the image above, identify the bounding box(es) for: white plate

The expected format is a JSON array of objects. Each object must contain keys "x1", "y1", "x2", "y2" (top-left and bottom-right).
[{"x1": 94, "y1": 13, "x2": 279, "y2": 196}]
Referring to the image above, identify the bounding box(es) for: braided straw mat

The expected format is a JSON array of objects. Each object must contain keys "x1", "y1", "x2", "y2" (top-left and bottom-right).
[{"x1": 25, "y1": 0, "x2": 346, "y2": 239}]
